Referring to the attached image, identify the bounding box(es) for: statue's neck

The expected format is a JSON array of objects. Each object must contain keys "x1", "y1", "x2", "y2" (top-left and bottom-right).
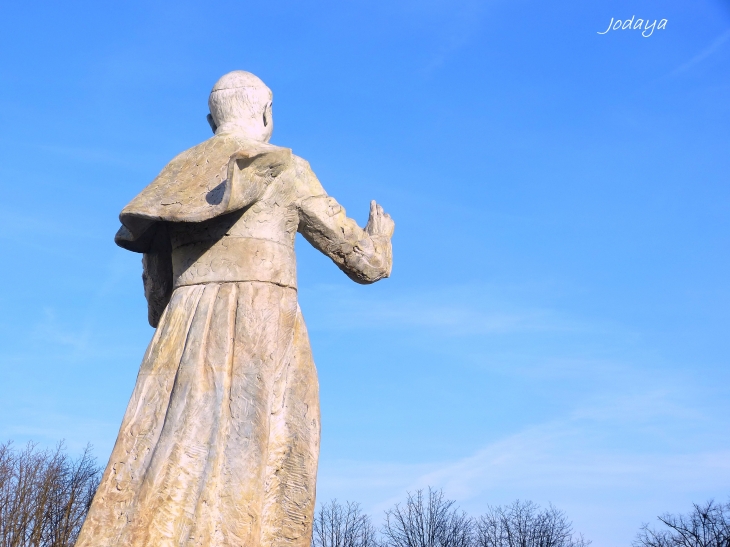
[{"x1": 215, "y1": 123, "x2": 268, "y2": 142}]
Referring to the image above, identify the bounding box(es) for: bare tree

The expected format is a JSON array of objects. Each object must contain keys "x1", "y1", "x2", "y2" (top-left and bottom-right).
[
  {"x1": 475, "y1": 500, "x2": 590, "y2": 547},
  {"x1": 312, "y1": 499, "x2": 377, "y2": 547},
  {"x1": 633, "y1": 499, "x2": 730, "y2": 547},
  {"x1": 381, "y1": 488, "x2": 473, "y2": 547},
  {"x1": 0, "y1": 441, "x2": 101, "y2": 547}
]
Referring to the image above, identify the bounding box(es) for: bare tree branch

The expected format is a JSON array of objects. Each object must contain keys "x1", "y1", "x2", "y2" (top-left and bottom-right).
[
  {"x1": 475, "y1": 500, "x2": 590, "y2": 547},
  {"x1": 633, "y1": 499, "x2": 730, "y2": 547},
  {"x1": 313, "y1": 499, "x2": 377, "y2": 547},
  {"x1": 381, "y1": 488, "x2": 473, "y2": 547},
  {"x1": 0, "y1": 440, "x2": 101, "y2": 547}
]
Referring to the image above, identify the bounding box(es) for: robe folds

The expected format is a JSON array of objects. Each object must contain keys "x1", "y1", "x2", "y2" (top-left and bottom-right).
[{"x1": 75, "y1": 132, "x2": 392, "y2": 547}]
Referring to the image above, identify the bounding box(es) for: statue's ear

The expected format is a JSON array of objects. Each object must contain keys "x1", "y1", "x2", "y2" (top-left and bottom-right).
[{"x1": 206, "y1": 113, "x2": 217, "y2": 134}]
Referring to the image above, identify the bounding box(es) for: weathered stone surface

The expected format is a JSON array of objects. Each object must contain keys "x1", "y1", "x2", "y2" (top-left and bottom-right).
[{"x1": 75, "y1": 70, "x2": 394, "y2": 547}]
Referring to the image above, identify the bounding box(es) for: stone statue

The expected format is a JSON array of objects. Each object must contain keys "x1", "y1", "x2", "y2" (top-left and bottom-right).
[{"x1": 75, "y1": 71, "x2": 394, "y2": 547}]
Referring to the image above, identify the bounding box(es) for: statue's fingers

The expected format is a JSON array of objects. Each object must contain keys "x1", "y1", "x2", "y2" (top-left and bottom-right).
[
  {"x1": 376, "y1": 204, "x2": 384, "y2": 216},
  {"x1": 370, "y1": 200, "x2": 377, "y2": 218}
]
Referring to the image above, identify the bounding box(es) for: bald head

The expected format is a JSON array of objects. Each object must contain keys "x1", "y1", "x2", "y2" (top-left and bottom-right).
[{"x1": 208, "y1": 71, "x2": 273, "y2": 141}]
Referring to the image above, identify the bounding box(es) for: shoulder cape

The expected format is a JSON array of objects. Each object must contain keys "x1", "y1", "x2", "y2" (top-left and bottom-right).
[{"x1": 115, "y1": 134, "x2": 292, "y2": 253}]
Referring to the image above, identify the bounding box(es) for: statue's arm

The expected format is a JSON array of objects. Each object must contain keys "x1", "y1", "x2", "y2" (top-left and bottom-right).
[
  {"x1": 141, "y1": 225, "x2": 173, "y2": 327},
  {"x1": 295, "y1": 158, "x2": 394, "y2": 284}
]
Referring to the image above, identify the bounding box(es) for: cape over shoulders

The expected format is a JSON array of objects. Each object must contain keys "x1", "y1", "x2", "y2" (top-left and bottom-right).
[{"x1": 115, "y1": 134, "x2": 292, "y2": 252}]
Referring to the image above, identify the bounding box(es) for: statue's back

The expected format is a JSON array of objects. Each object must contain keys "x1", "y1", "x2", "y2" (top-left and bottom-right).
[{"x1": 77, "y1": 71, "x2": 394, "y2": 547}]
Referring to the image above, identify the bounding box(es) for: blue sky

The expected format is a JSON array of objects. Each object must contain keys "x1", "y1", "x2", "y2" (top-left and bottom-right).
[{"x1": 1, "y1": 0, "x2": 729, "y2": 545}]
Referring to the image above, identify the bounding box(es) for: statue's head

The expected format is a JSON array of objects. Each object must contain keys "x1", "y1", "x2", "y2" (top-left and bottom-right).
[{"x1": 207, "y1": 71, "x2": 273, "y2": 142}]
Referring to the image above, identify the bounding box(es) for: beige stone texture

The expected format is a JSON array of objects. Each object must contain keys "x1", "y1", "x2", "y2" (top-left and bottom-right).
[{"x1": 75, "y1": 71, "x2": 394, "y2": 547}]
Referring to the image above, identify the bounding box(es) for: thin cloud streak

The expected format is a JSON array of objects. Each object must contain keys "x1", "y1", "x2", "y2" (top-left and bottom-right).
[
  {"x1": 321, "y1": 394, "x2": 729, "y2": 507},
  {"x1": 421, "y1": 0, "x2": 489, "y2": 73},
  {"x1": 317, "y1": 389, "x2": 730, "y2": 545},
  {"x1": 303, "y1": 283, "x2": 602, "y2": 337},
  {"x1": 671, "y1": 28, "x2": 730, "y2": 76},
  {"x1": 0, "y1": 410, "x2": 117, "y2": 455},
  {"x1": 36, "y1": 143, "x2": 137, "y2": 168}
]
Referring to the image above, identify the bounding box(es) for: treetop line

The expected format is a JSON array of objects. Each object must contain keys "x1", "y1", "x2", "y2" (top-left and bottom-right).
[{"x1": 1, "y1": 441, "x2": 727, "y2": 547}]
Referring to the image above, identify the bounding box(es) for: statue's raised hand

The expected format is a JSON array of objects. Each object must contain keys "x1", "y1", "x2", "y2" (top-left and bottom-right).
[{"x1": 365, "y1": 200, "x2": 395, "y2": 239}]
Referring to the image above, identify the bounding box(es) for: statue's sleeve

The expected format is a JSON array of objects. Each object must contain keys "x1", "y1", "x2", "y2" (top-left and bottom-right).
[
  {"x1": 141, "y1": 225, "x2": 173, "y2": 328},
  {"x1": 295, "y1": 158, "x2": 392, "y2": 284}
]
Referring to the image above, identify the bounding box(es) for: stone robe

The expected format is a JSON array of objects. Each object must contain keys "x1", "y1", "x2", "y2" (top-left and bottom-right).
[{"x1": 75, "y1": 132, "x2": 392, "y2": 547}]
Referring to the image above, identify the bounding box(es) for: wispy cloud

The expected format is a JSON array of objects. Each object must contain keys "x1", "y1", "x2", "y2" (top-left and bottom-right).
[
  {"x1": 317, "y1": 388, "x2": 730, "y2": 546},
  {"x1": 0, "y1": 207, "x2": 101, "y2": 253},
  {"x1": 425, "y1": 1, "x2": 488, "y2": 73},
  {"x1": 0, "y1": 251, "x2": 145, "y2": 365},
  {"x1": 321, "y1": 389, "x2": 728, "y2": 502},
  {"x1": 671, "y1": 28, "x2": 730, "y2": 76},
  {"x1": 302, "y1": 283, "x2": 592, "y2": 337},
  {"x1": 35, "y1": 143, "x2": 136, "y2": 167},
  {"x1": 33, "y1": 308, "x2": 93, "y2": 355},
  {"x1": 0, "y1": 405, "x2": 118, "y2": 456}
]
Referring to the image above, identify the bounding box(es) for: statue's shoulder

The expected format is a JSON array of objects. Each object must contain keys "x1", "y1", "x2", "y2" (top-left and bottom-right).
[
  {"x1": 116, "y1": 135, "x2": 292, "y2": 251},
  {"x1": 290, "y1": 153, "x2": 326, "y2": 200}
]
